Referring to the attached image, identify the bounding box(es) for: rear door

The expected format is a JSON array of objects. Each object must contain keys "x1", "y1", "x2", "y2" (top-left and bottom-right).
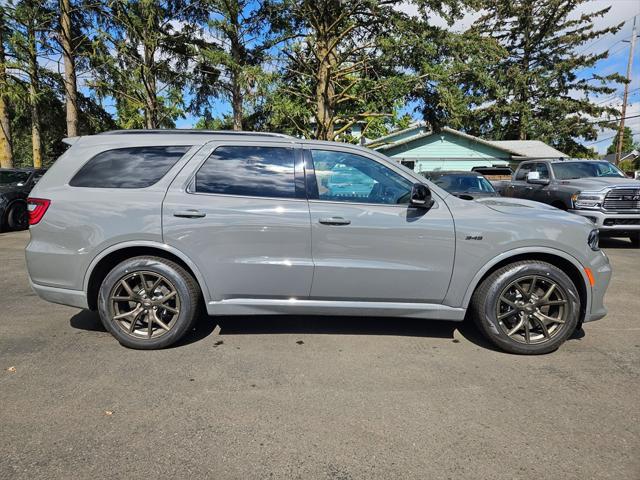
[
  {"x1": 304, "y1": 146, "x2": 455, "y2": 303},
  {"x1": 162, "y1": 141, "x2": 314, "y2": 302}
]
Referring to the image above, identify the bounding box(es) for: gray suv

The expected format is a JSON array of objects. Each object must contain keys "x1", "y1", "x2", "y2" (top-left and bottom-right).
[{"x1": 25, "y1": 130, "x2": 611, "y2": 354}]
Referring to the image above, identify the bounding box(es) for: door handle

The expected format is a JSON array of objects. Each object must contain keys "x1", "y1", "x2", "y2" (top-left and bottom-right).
[
  {"x1": 173, "y1": 209, "x2": 206, "y2": 218},
  {"x1": 318, "y1": 217, "x2": 351, "y2": 226}
]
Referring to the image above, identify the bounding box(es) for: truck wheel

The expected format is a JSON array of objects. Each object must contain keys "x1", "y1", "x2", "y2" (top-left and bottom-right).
[
  {"x1": 629, "y1": 233, "x2": 640, "y2": 248},
  {"x1": 471, "y1": 260, "x2": 580, "y2": 354},
  {"x1": 97, "y1": 256, "x2": 201, "y2": 349}
]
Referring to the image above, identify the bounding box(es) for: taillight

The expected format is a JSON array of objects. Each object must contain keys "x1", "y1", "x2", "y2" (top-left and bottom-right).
[{"x1": 27, "y1": 198, "x2": 50, "y2": 225}]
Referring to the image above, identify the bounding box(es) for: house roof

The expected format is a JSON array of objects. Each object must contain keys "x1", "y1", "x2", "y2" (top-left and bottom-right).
[
  {"x1": 602, "y1": 149, "x2": 639, "y2": 163},
  {"x1": 487, "y1": 140, "x2": 568, "y2": 159},
  {"x1": 370, "y1": 126, "x2": 568, "y2": 159}
]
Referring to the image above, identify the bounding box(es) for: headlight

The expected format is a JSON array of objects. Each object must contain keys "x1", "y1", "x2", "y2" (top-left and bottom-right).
[
  {"x1": 571, "y1": 191, "x2": 606, "y2": 209},
  {"x1": 588, "y1": 229, "x2": 600, "y2": 251}
]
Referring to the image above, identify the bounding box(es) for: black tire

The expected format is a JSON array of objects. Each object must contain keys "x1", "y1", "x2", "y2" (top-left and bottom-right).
[
  {"x1": 471, "y1": 260, "x2": 580, "y2": 355},
  {"x1": 629, "y1": 232, "x2": 640, "y2": 248},
  {"x1": 5, "y1": 201, "x2": 28, "y2": 231},
  {"x1": 97, "y1": 256, "x2": 201, "y2": 349}
]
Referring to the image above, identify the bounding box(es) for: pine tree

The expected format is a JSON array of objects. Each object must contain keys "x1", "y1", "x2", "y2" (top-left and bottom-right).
[
  {"x1": 606, "y1": 126, "x2": 634, "y2": 155},
  {"x1": 0, "y1": 7, "x2": 14, "y2": 167},
  {"x1": 471, "y1": 0, "x2": 625, "y2": 156}
]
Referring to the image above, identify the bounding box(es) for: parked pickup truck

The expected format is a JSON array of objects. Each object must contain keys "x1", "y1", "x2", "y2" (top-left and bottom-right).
[{"x1": 501, "y1": 159, "x2": 640, "y2": 246}]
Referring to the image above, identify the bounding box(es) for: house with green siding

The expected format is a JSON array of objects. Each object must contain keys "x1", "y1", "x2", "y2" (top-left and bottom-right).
[{"x1": 366, "y1": 124, "x2": 568, "y2": 173}]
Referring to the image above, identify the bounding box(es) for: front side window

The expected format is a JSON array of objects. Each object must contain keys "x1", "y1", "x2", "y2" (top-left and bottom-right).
[
  {"x1": 195, "y1": 145, "x2": 296, "y2": 198},
  {"x1": 311, "y1": 150, "x2": 413, "y2": 204},
  {"x1": 432, "y1": 174, "x2": 496, "y2": 193},
  {"x1": 515, "y1": 163, "x2": 533, "y2": 181},
  {"x1": 70, "y1": 146, "x2": 190, "y2": 188},
  {"x1": 533, "y1": 162, "x2": 550, "y2": 180}
]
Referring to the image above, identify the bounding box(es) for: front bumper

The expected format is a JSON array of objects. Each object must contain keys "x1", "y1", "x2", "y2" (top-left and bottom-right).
[
  {"x1": 569, "y1": 209, "x2": 640, "y2": 235},
  {"x1": 584, "y1": 250, "x2": 611, "y2": 323}
]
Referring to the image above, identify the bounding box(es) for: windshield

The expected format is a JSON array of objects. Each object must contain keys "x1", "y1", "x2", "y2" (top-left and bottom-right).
[
  {"x1": 0, "y1": 171, "x2": 30, "y2": 186},
  {"x1": 431, "y1": 174, "x2": 496, "y2": 193},
  {"x1": 552, "y1": 162, "x2": 625, "y2": 180}
]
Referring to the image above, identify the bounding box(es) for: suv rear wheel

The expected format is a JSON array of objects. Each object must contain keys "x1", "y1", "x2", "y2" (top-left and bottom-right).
[
  {"x1": 471, "y1": 260, "x2": 580, "y2": 354},
  {"x1": 97, "y1": 256, "x2": 200, "y2": 349}
]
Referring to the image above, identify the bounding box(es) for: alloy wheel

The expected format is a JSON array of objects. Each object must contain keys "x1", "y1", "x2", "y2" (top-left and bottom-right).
[
  {"x1": 495, "y1": 275, "x2": 568, "y2": 344},
  {"x1": 109, "y1": 271, "x2": 181, "y2": 339}
]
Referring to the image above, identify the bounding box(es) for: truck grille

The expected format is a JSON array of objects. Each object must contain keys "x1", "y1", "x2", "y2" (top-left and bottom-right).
[{"x1": 603, "y1": 188, "x2": 640, "y2": 211}]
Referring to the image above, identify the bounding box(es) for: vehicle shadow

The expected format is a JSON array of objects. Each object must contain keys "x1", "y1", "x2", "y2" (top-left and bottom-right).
[
  {"x1": 69, "y1": 310, "x2": 584, "y2": 352},
  {"x1": 69, "y1": 309, "x2": 498, "y2": 350}
]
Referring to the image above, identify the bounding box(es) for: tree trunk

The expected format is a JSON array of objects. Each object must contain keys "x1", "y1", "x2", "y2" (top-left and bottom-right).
[
  {"x1": 27, "y1": 17, "x2": 42, "y2": 168},
  {"x1": 0, "y1": 12, "x2": 13, "y2": 168},
  {"x1": 314, "y1": 33, "x2": 336, "y2": 141},
  {"x1": 143, "y1": 42, "x2": 158, "y2": 129},
  {"x1": 231, "y1": 77, "x2": 243, "y2": 131},
  {"x1": 60, "y1": 0, "x2": 78, "y2": 137}
]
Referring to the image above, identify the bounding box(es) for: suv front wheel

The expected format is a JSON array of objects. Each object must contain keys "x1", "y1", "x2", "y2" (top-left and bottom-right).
[
  {"x1": 97, "y1": 256, "x2": 200, "y2": 349},
  {"x1": 471, "y1": 260, "x2": 580, "y2": 354}
]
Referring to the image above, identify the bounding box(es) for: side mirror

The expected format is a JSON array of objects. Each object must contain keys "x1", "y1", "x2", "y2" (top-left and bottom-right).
[
  {"x1": 526, "y1": 171, "x2": 550, "y2": 185},
  {"x1": 410, "y1": 183, "x2": 433, "y2": 208}
]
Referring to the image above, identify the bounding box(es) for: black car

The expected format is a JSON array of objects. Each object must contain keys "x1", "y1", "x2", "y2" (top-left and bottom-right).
[
  {"x1": 0, "y1": 168, "x2": 46, "y2": 231},
  {"x1": 423, "y1": 170, "x2": 499, "y2": 199}
]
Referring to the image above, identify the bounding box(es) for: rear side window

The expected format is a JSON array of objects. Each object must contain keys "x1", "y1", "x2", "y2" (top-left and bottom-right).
[
  {"x1": 195, "y1": 146, "x2": 296, "y2": 198},
  {"x1": 70, "y1": 146, "x2": 190, "y2": 188}
]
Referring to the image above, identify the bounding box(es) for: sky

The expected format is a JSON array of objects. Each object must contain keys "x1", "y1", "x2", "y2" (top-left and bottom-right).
[{"x1": 54, "y1": 1, "x2": 640, "y2": 153}]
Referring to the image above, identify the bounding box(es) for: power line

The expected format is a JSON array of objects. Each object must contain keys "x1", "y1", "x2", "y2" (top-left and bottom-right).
[
  {"x1": 585, "y1": 131, "x2": 640, "y2": 146},
  {"x1": 576, "y1": 14, "x2": 639, "y2": 56}
]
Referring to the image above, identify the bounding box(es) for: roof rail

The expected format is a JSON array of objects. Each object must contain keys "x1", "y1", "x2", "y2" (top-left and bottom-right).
[{"x1": 98, "y1": 129, "x2": 294, "y2": 139}]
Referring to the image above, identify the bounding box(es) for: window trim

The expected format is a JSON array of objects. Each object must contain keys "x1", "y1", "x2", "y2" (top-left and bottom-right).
[
  {"x1": 186, "y1": 143, "x2": 306, "y2": 201},
  {"x1": 68, "y1": 145, "x2": 193, "y2": 189},
  {"x1": 304, "y1": 148, "x2": 414, "y2": 207}
]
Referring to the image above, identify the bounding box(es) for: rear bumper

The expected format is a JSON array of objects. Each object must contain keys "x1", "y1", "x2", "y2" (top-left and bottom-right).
[
  {"x1": 569, "y1": 209, "x2": 640, "y2": 235},
  {"x1": 29, "y1": 279, "x2": 88, "y2": 310}
]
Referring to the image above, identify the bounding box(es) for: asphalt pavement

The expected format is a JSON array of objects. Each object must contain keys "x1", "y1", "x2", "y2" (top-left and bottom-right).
[{"x1": 1, "y1": 230, "x2": 638, "y2": 479}]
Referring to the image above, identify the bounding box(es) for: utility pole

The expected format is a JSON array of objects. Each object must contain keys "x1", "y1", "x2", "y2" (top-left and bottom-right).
[{"x1": 616, "y1": 16, "x2": 637, "y2": 164}]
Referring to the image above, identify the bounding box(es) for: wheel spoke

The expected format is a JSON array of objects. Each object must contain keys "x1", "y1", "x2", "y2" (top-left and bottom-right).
[
  {"x1": 158, "y1": 291, "x2": 177, "y2": 303},
  {"x1": 528, "y1": 276, "x2": 538, "y2": 296},
  {"x1": 524, "y1": 320, "x2": 531, "y2": 343},
  {"x1": 532, "y1": 315, "x2": 550, "y2": 338},
  {"x1": 149, "y1": 276, "x2": 163, "y2": 293},
  {"x1": 119, "y1": 279, "x2": 136, "y2": 298},
  {"x1": 160, "y1": 305, "x2": 179, "y2": 314},
  {"x1": 147, "y1": 315, "x2": 153, "y2": 338},
  {"x1": 540, "y1": 299, "x2": 567, "y2": 307},
  {"x1": 500, "y1": 296, "x2": 519, "y2": 309},
  {"x1": 150, "y1": 310, "x2": 170, "y2": 331},
  {"x1": 498, "y1": 309, "x2": 518, "y2": 321},
  {"x1": 111, "y1": 295, "x2": 132, "y2": 302},
  {"x1": 114, "y1": 305, "x2": 142, "y2": 320},
  {"x1": 129, "y1": 309, "x2": 144, "y2": 333},
  {"x1": 540, "y1": 283, "x2": 556, "y2": 302},
  {"x1": 534, "y1": 311, "x2": 565, "y2": 325},
  {"x1": 507, "y1": 317, "x2": 525, "y2": 336},
  {"x1": 139, "y1": 272, "x2": 148, "y2": 293}
]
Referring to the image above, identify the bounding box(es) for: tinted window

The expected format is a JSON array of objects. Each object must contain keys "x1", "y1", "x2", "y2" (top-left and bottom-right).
[
  {"x1": 70, "y1": 146, "x2": 190, "y2": 188},
  {"x1": 431, "y1": 174, "x2": 495, "y2": 193},
  {"x1": 0, "y1": 171, "x2": 30, "y2": 185},
  {"x1": 552, "y1": 161, "x2": 625, "y2": 180},
  {"x1": 532, "y1": 162, "x2": 550, "y2": 180},
  {"x1": 311, "y1": 150, "x2": 412, "y2": 204},
  {"x1": 195, "y1": 146, "x2": 296, "y2": 198}
]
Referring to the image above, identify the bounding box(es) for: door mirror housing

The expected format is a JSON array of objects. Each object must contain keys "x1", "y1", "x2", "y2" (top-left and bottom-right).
[
  {"x1": 526, "y1": 171, "x2": 550, "y2": 185},
  {"x1": 410, "y1": 183, "x2": 433, "y2": 208}
]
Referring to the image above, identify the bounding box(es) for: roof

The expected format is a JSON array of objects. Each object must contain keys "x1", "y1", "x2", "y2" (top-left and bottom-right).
[
  {"x1": 487, "y1": 140, "x2": 568, "y2": 159},
  {"x1": 364, "y1": 122, "x2": 427, "y2": 148},
  {"x1": 370, "y1": 126, "x2": 568, "y2": 159},
  {"x1": 602, "y1": 149, "x2": 639, "y2": 163}
]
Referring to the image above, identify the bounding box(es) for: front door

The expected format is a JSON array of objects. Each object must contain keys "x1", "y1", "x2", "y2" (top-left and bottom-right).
[
  {"x1": 305, "y1": 147, "x2": 455, "y2": 303},
  {"x1": 163, "y1": 141, "x2": 314, "y2": 302}
]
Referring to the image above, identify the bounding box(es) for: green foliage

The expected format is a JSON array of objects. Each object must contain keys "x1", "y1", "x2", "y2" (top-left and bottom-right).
[
  {"x1": 469, "y1": 0, "x2": 625, "y2": 156},
  {"x1": 606, "y1": 126, "x2": 634, "y2": 155}
]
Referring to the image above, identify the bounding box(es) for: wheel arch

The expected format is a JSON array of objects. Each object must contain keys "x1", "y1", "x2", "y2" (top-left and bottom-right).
[
  {"x1": 462, "y1": 247, "x2": 590, "y2": 325},
  {"x1": 84, "y1": 242, "x2": 210, "y2": 311}
]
